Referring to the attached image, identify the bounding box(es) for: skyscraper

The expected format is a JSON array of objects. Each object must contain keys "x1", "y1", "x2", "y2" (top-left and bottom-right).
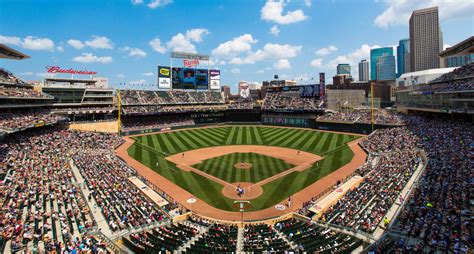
[
  {"x1": 376, "y1": 55, "x2": 396, "y2": 81},
  {"x1": 370, "y1": 47, "x2": 393, "y2": 80},
  {"x1": 397, "y1": 39, "x2": 410, "y2": 77},
  {"x1": 337, "y1": 64, "x2": 351, "y2": 75},
  {"x1": 358, "y1": 60, "x2": 370, "y2": 81},
  {"x1": 409, "y1": 6, "x2": 442, "y2": 72}
]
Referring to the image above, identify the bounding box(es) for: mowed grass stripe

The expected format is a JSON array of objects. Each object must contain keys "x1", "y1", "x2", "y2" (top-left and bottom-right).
[
  {"x1": 167, "y1": 133, "x2": 188, "y2": 152},
  {"x1": 245, "y1": 127, "x2": 252, "y2": 144},
  {"x1": 193, "y1": 129, "x2": 223, "y2": 145},
  {"x1": 172, "y1": 131, "x2": 199, "y2": 150},
  {"x1": 300, "y1": 132, "x2": 320, "y2": 151},
  {"x1": 180, "y1": 129, "x2": 212, "y2": 147},
  {"x1": 225, "y1": 127, "x2": 238, "y2": 145},
  {"x1": 268, "y1": 129, "x2": 301, "y2": 146},
  {"x1": 262, "y1": 128, "x2": 289, "y2": 143},
  {"x1": 292, "y1": 131, "x2": 315, "y2": 150},
  {"x1": 280, "y1": 129, "x2": 309, "y2": 148},
  {"x1": 160, "y1": 133, "x2": 177, "y2": 154},
  {"x1": 320, "y1": 133, "x2": 335, "y2": 152},
  {"x1": 250, "y1": 126, "x2": 264, "y2": 144}
]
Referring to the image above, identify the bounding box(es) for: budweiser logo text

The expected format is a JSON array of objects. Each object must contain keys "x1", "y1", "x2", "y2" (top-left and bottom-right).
[{"x1": 46, "y1": 66, "x2": 97, "y2": 75}]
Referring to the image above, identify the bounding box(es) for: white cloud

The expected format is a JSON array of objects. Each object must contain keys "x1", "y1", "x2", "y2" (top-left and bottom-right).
[
  {"x1": 273, "y1": 59, "x2": 291, "y2": 70},
  {"x1": 167, "y1": 33, "x2": 196, "y2": 53},
  {"x1": 0, "y1": 35, "x2": 21, "y2": 45},
  {"x1": 56, "y1": 46, "x2": 64, "y2": 52},
  {"x1": 375, "y1": 0, "x2": 474, "y2": 28},
  {"x1": 256, "y1": 69, "x2": 265, "y2": 74},
  {"x1": 131, "y1": 0, "x2": 143, "y2": 5},
  {"x1": 212, "y1": 34, "x2": 257, "y2": 58},
  {"x1": 85, "y1": 36, "x2": 114, "y2": 49},
  {"x1": 305, "y1": 0, "x2": 312, "y2": 7},
  {"x1": 117, "y1": 74, "x2": 126, "y2": 78},
  {"x1": 311, "y1": 58, "x2": 323, "y2": 68},
  {"x1": 443, "y1": 44, "x2": 450, "y2": 50},
  {"x1": 148, "y1": 37, "x2": 167, "y2": 53},
  {"x1": 67, "y1": 39, "x2": 85, "y2": 49},
  {"x1": 0, "y1": 35, "x2": 55, "y2": 51},
  {"x1": 21, "y1": 36, "x2": 55, "y2": 51},
  {"x1": 185, "y1": 28, "x2": 209, "y2": 42},
  {"x1": 324, "y1": 44, "x2": 381, "y2": 78},
  {"x1": 228, "y1": 43, "x2": 301, "y2": 65},
  {"x1": 121, "y1": 47, "x2": 147, "y2": 58},
  {"x1": 151, "y1": 28, "x2": 209, "y2": 54},
  {"x1": 142, "y1": 72, "x2": 154, "y2": 76},
  {"x1": 315, "y1": 45, "x2": 338, "y2": 56},
  {"x1": 269, "y1": 25, "x2": 280, "y2": 36},
  {"x1": 72, "y1": 53, "x2": 113, "y2": 64},
  {"x1": 147, "y1": 0, "x2": 172, "y2": 9},
  {"x1": 231, "y1": 68, "x2": 241, "y2": 74},
  {"x1": 261, "y1": 0, "x2": 308, "y2": 25}
]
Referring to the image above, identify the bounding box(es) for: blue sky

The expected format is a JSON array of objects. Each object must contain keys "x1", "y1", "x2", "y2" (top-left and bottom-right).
[{"x1": 0, "y1": 0, "x2": 472, "y2": 92}]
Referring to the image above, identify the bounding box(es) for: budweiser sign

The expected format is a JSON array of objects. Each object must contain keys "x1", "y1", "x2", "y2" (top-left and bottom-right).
[
  {"x1": 183, "y1": 59, "x2": 200, "y2": 68},
  {"x1": 46, "y1": 66, "x2": 97, "y2": 75}
]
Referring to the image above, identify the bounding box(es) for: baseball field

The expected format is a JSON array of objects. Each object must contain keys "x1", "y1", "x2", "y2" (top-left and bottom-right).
[{"x1": 123, "y1": 126, "x2": 360, "y2": 213}]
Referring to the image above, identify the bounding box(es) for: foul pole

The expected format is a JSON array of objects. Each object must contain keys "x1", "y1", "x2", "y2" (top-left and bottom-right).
[
  {"x1": 117, "y1": 90, "x2": 122, "y2": 135},
  {"x1": 371, "y1": 82, "x2": 374, "y2": 132}
]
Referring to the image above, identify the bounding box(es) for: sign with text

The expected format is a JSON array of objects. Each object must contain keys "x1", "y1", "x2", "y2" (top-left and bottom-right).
[{"x1": 46, "y1": 66, "x2": 96, "y2": 75}]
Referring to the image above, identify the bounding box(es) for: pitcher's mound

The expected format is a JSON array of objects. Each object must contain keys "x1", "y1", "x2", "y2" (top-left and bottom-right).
[
  {"x1": 234, "y1": 162, "x2": 252, "y2": 169},
  {"x1": 222, "y1": 182, "x2": 263, "y2": 200}
]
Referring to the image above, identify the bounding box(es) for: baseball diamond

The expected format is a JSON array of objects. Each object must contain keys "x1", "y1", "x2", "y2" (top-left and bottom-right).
[{"x1": 123, "y1": 125, "x2": 360, "y2": 212}]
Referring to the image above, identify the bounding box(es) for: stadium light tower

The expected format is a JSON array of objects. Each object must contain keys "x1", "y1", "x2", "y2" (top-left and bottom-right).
[{"x1": 233, "y1": 200, "x2": 251, "y2": 227}]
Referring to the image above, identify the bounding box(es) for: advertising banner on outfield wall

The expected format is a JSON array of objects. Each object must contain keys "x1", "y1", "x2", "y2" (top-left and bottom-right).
[{"x1": 158, "y1": 66, "x2": 171, "y2": 89}]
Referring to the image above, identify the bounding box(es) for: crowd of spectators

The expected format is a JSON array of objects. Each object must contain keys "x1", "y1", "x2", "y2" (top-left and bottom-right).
[
  {"x1": 411, "y1": 62, "x2": 474, "y2": 93},
  {"x1": 0, "y1": 86, "x2": 52, "y2": 99},
  {"x1": 317, "y1": 110, "x2": 405, "y2": 125},
  {"x1": 227, "y1": 97, "x2": 256, "y2": 109},
  {"x1": 262, "y1": 91, "x2": 323, "y2": 112},
  {"x1": 243, "y1": 223, "x2": 290, "y2": 252},
  {"x1": 0, "y1": 112, "x2": 68, "y2": 131},
  {"x1": 0, "y1": 68, "x2": 27, "y2": 85},
  {"x1": 120, "y1": 90, "x2": 224, "y2": 106},
  {"x1": 386, "y1": 117, "x2": 472, "y2": 253},
  {"x1": 122, "y1": 104, "x2": 227, "y2": 115},
  {"x1": 276, "y1": 218, "x2": 364, "y2": 253},
  {"x1": 121, "y1": 115, "x2": 195, "y2": 131},
  {"x1": 321, "y1": 150, "x2": 421, "y2": 233},
  {"x1": 0, "y1": 128, "x2": 119, "y2": 253}
]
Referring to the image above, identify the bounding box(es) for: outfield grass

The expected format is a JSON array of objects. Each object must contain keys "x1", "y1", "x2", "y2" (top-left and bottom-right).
[
  {"x1": 127, "y1": 126, "x2": 358, "y2": 211},
  {"x1": 192, "y1": 152, "x2": 295, "y2": 183}
]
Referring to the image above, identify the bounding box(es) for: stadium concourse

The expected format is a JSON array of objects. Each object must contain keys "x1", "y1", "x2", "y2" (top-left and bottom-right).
[{"x1": 0, "y1": 57, "x2": 473, "y2": 253}]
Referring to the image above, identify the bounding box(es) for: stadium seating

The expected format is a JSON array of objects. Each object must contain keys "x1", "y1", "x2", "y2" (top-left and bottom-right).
[
  {"x1": 243, "y1": 224, "x2": 290, "y2": 252},
  {"x1": 275, "y1": 218, "x2": 364, "y2": 253},
  {"x1": 0, "y1": 129, "x2": 122, "y2": 253},
  {"x1": 0, "y1": 112, "x2": 67, "y2": 132},
  {"x1": 187, "y1": 223, "x2": 238, "y2": 253},
  {"x1": 262, "y1": 91, "x2": 323, "y2": 112},
  {"x1": 121, "y1": 114, "x2": 195, "y2": 132}
]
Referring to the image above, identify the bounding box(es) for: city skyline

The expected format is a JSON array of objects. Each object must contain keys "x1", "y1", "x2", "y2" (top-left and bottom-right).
[{"x1": 0, "y1": 0, "x2": 472, "y2": 92}]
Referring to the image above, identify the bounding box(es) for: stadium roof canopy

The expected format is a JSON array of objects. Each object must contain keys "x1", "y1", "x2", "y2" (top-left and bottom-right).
[
  {"x1": 440, "y1": 36, "x2": 474, "y2": 58},
  {"x1": 0, "y1": 44, "x2": 30, "y2": 60}
]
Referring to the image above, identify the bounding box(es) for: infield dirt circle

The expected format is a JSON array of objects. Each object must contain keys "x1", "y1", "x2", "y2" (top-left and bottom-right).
[{"x1": 234, "y1": 162, "x2": 252, "y2": 169}]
